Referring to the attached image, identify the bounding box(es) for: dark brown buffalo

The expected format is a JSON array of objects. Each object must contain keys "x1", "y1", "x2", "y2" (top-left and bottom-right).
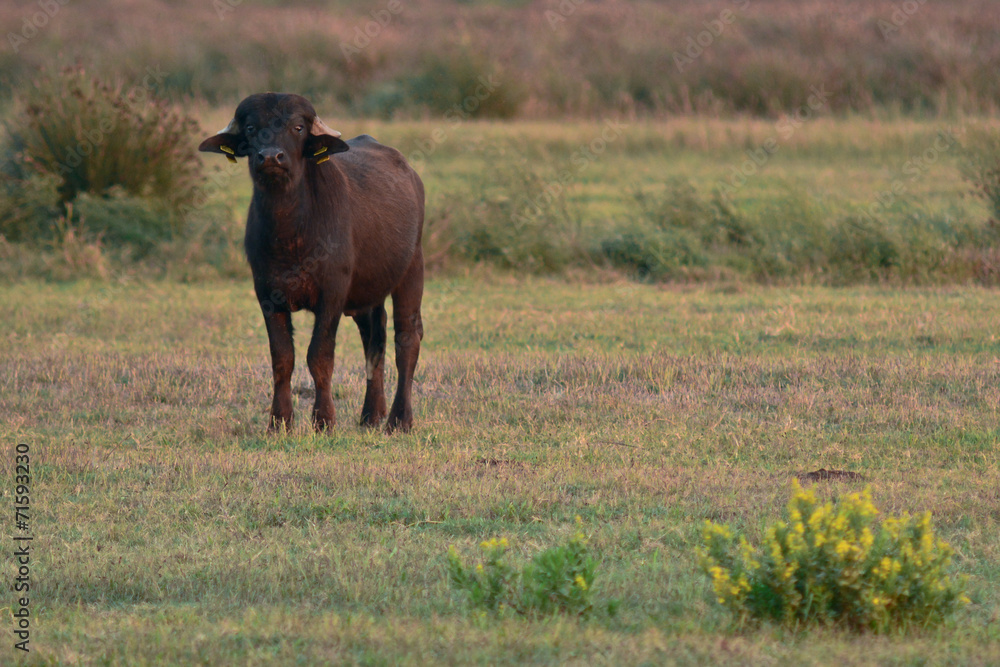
[{"x1": 199, "y1": 93, "x2": 424, "y2": 432}]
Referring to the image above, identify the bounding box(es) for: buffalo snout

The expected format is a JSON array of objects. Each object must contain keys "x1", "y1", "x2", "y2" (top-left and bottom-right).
[{"x1": 256, "y1": 147, "x2": 287, "y2": 167}]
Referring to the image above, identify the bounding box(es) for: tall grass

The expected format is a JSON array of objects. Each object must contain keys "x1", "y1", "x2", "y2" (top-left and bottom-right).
[
  {"x1": 1, "y1": 0, "x2": 998, "y2": 118},
  {"x1": 432, "y1": 168, "x2": 1000, "y2": 286}
]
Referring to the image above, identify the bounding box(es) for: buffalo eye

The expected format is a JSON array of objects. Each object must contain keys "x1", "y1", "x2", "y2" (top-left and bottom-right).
[
  {"x1": 294, "y1": 125, "x2": 304, "y2": 134},
  {"x1": 245, "y1": 124, "x2": 256, "y2": 135}
]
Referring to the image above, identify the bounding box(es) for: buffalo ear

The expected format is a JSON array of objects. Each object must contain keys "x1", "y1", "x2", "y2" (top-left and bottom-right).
[
  {"x1": 198, "y1": 118, "x2": 248, "y2": 160},
  {"x1": 305, "y1": 116, "x2": 349, "y2": 162}
]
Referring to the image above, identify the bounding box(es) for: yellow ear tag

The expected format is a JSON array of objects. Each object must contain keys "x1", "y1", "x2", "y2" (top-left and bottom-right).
[
  {"x1": 220, "y1": 145, "x2": 235, "y2": 155},
  {"x1": 314, "y1": 146, "x2": 328, "y2": 156},
  {"x1": 316, "y1": 155, "x2": 330, "y2": 164},
  {"x1": 225, "y1": 154, "x2": 237, "y2": 163}
]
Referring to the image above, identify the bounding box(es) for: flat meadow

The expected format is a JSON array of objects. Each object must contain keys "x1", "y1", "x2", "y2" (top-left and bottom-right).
[{"x1": 2, "y1": 112, "x2": 1000, "y2": 663}]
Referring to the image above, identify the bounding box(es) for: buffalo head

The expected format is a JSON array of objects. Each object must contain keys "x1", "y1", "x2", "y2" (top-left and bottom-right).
[{"x1": 198, "y1": 93, "x2": 349, "y2": 189}]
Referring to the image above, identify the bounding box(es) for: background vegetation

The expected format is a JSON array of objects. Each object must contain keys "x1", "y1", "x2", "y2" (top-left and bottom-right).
[
  {"x1": 4, "y1": 112, "x2": 1000, "y2": 286},
  {"x1": 2, "y1": 0, "x2": 1000, "y2": 118}
]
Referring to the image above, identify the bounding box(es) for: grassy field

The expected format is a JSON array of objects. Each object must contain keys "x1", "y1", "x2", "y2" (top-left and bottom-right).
[{"x1": 3, "y1": 276, "x2": 1000, "y2": 664}]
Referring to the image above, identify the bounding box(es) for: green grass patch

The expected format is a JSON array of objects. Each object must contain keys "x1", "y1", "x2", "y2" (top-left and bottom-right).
[{"x1": 2, "y1": 278, "x2": 1000, "y2": 663}]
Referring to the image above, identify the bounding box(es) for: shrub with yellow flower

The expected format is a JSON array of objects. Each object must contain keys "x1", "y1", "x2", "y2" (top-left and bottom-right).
[{"x1": 697, "y1": 479, "x2": 967, "y2": 632}]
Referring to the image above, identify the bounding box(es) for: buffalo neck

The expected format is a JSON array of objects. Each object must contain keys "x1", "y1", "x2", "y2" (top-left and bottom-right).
[{"x1": 250, "y1": 163, "x2": 346, "y2": 241}]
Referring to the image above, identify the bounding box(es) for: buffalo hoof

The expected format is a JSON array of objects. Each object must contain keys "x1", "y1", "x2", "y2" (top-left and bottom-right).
[
  {"x1": 385, "y1": 414, "x2": 412, "y2": 434},
  {"x1": 312, "y1": 414, "x2": 335, "y2": 431},
  {"x1": 360, "y1": 415, "x2": 385, "y2": 428}
]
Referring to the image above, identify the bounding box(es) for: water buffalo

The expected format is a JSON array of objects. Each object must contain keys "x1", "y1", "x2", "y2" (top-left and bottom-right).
[{"x1": 199, "y1": 93, "x2": 424, "y2": 433}]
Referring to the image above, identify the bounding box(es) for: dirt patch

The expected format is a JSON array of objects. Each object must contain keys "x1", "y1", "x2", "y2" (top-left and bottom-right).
[{"x1": 797, "y1": 468, "x2": 865, "y2": 484}]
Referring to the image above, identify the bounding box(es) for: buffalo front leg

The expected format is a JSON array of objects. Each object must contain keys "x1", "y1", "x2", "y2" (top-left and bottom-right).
[
  {"x1": 354, "y1": 304, "x2": 388, "y2": 427},
  {"x1": 263, "y1": 309, "x2": 295, "y2": 432},
  {"x1": 308, "y1": 308, "x2": 341, "y2": 431},
  {"x1": 387, "y1": 251, "x2": 424, "y2": 433}
]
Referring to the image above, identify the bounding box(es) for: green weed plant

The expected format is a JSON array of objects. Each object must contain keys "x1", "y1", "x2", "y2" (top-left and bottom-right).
[
  {"x1": 699, "y1": 480, "x2": 968, "y2": 632},
  {"x1": 448, "y1": 519, "x2": 597, "y2": 617}
]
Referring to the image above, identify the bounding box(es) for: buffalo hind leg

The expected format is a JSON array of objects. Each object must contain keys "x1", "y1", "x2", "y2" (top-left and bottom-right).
[
  {"x1": 263, "y1": 309, "x2": 295, "y2": 432},
  {"x1": 387, "y1": 251, "x2": 424, "y2": 433},
  {"x1": 307, "y1": 307, "x2": 341, "y2": 431},
  {"x1": 354, "y1": 304, "x2": 388, "y2": 427}
]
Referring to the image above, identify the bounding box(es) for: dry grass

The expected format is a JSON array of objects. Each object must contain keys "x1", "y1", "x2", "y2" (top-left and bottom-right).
[
  {"x1": 2, "y1": 0, "x2": 999, "y2": 117},
  {"x1": 2, "y1": 277, "x2": 1000, "y2": 663}
]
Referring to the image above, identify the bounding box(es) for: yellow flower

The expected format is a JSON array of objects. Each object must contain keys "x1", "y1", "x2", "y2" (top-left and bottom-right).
[
  {"x1": 709, "y1": 566, "x2": 733, "y2": 597},
  {"x1": 475, "y1": 563, "x2": 484, "y2": 573},
  {"x1": 704, "y1": 521, "x2": 732, "y2": 541},
  {"x1": 738, "y1": 538, "x2": 760, "y2": 570},
  {"x1": 767, "y1": 529, "x2": 784, "y2": 561},
  {"x1": 808, "y1": 503, "x2": 830, "y2": 530},
  {"x1": 574, "y1": 574, "x2": 588, "y2": 590},
  {"x1": 480, "y1": 537, "x2": 503, "y2": 551},
  {"x1": 860, "y1": 527, "x2": 874, "y2": 550}
]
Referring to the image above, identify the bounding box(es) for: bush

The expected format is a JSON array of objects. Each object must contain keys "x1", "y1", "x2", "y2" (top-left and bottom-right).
[
  {"x1": 0, "y1": 173, "x2": 62, "y2": 243},
  {"x1": 443, "y1": 153, "x2": 586, "y2": 273},
  {"x1": 2, "y1": 66, "x2": 202, "y2": 247},
  {"x1": 959, "y1": 125, "x2": 1000, "y2": 222},
  {"x1": 600, "y1": 227, "x2": 708, "y2": 280},
  {"x1": 448, "y1": 519, "x2": 597, "y2": 617},
  {"x1": 405, "y1": 49, "x2": 526, "y2": 120},
  {"x1": 73, "y1": 188, "x2": 178, "y2": 256},
  {"x1": 827, "y1": 216, "x2": 900, "y2": 282},
  {"x1": 604, "y1": 180, "x2": 1000, "y2": 285},
  {"x1": 599, "y1": 180, "x2": 733, "y2": 280},
  {"x1": 698, "y1": 480, "x2": 968, "y2": 632}
]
